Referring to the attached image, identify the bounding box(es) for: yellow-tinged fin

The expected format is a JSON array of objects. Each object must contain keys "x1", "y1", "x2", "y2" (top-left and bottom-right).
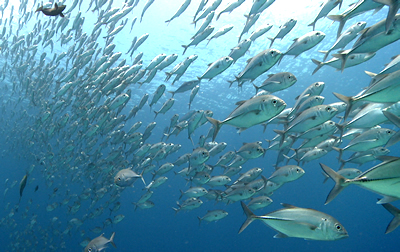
[{"x1": 319, "y1": 163, "x2": 349, "y2": 205}]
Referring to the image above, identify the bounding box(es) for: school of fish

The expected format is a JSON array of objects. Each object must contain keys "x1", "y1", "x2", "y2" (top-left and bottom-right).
[{"x1": 1, "y1": 0, "x2": 400, "y2": 250}]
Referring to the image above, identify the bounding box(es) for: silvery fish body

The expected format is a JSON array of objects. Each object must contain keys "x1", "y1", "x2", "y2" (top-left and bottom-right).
[{"x1": 239, "y1": 202, "x2": 348, "y2": 241}]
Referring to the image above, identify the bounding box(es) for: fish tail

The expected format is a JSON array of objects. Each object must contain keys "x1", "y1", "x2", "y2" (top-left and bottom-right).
[
  {"x1": 321, "y1": 171, "x2": 329, "y2": 184},
  {"x1": 319, "y1": 163, "x2": 348, "y2": 205},
  {"x1": 383, "y1": 111, "x2": 400, "y2": 147},
  {"x1": 381, "y1": 202, "x2": 400, "y2": 234},
  {"x1": 154, "y1": 111, "x2": 158, "y2": 119},
  {"x1": 252, "y1": 83, "x2": 260, "y2": 94},
  {"x1": 182, "y1": 45, "x2": 188, "y2": 55},
  {"x1": 216, "y1": 12, "x2": 222, "y2": 20},
  {"x1": 273, "y1": 129, "x2": 286, "y2": 148},
  {"x1": 179, "y1": 189, "x2": 184, "y2": 200},
  {"x1": 207, "y1": 117, "x2": 223, "y2": 142},
  {"x1": 140, "y1": 169, "x2": 146, "y2": 186},
  {"x1": 238, "y1": 201, "x2": 257, "y2": 234},
  {"x1": 267, "y1": 37, "x2": 275, "y2": 48},
  {"x1": 172, "y1": 207, "x2": 180, "y2": 215},
  {"x1": 333, "y1": 92, "x2": 353, "y2": 121},
  {"x1": 109, "y1": 232, "x2": 117, "y2": 248},
  {"x1": 165, "y1": 72, "x2": 172, "y2": 82},
  {"x1": 318, "y1": 50, "x2": 331, "y2": 62},
  {"x1": 332, "y1": 51, "x2": 347, "y2": 72},
  {"x1": 197, "y1": 216, "x2": 202, "y2": 227},
  {"x1": 335, "y1": 123, "x2": 346, "y2": 142},
  {"x1": 332, "y1": 146, "x2": 343, "y2": 162},
  {"x1": 327, "y1": 14, "x2": 345, "y2": 38},
  {"x1": 311, "y1": 59, "x2": 323, "y2": 75},
  {"x1": 308, "y1": 20, "x2": 316, "y2": 31},
  {"x1": 167, "y1": 91, "x2": 175, "y2": 98}
]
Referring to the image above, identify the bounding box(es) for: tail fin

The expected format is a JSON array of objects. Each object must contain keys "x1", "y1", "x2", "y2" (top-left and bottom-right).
[
  {"x1": 253, "y1": 83, "x2": 260, "y2": 94},
  {"x1": 308, "y1": 20, "x2": 316, "y2": 31},
  {"x1": 238, "y1": 201, "x2": 257, "y2": 234},
  {"x1": 109, "y1": 232, "x2": 117, "y2": 248},
  {"x1": 311, "y1": 59, "x2": 323, "y2": 75},
  {"x1": 182, "y1": 45, "x2": 188, "y2": 55},
  {"x1": 327, "y1": 14, "x2": 345, "y2": 38},
  {"x1": 197, "y1": 216, "x2": 202, "y2": 227},
  {"x1": 333, "y1": 92, "x2": 353, "y2": 121},
  {"x1": 332, "y1": 51, "x2": 349, "y2": 72},
  {"x1": 207, "y1": 117, "x2": 223, "y2": 142},
  {"x1": 381, "y1": 202, "x2": 400, "y2": 234},
  {"x1": 318, "y1": 50, "x2": 331, "y2": 62},
  {"x1": 165, "y1": 72, "x2": 172, "y2": 82},
  {"x1": 319, "y1": 163, "x2": 349, "y2": 204},
  {"x1": 268, "y1": 37, "x2": 275, "y2": 48},
  {"x1": 383, "y1": 111, "x2": 400, "y2": 147}
]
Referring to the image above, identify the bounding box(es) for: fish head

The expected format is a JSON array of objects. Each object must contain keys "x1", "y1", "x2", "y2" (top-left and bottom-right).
[
  {"x1": 285, "y1": 72, "x2": 297, "y2": 85},
  {"x1": 312, "y1": 31, "x2": 326, "y2": 41},
  {"x1": 354, "y1": 21, "x2": 366, "y2": 31},
  {"x1": 325, "y1": 218, "x2": 349, "y2": 240},
  {"x1": 261, "y1": 96, "x2": 286, "y2": 114}
]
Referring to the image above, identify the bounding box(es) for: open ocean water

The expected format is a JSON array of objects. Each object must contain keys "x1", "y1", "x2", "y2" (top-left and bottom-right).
[{"x1": 0, "y1": 0, "x2": 400, "y2": 251}]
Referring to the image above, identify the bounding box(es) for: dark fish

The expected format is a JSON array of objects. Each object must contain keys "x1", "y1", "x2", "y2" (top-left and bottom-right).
[
  {"x1": 36, "y1": 3, "x2": 66, "y2": 17},
  {"x1": 19, "y1": 173, "x2": 28, "y2": 202}
]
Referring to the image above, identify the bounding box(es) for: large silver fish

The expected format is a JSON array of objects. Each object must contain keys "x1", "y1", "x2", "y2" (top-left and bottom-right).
[
  {"x1": 321, "y1": 157, "x2": 400, "y2": 204},
  {"x1": 207, "y1": 94, "x2": 286, "y2": 141},
  {"x1": 239, "y1": 202, "x2": 348, "y2": 240}
]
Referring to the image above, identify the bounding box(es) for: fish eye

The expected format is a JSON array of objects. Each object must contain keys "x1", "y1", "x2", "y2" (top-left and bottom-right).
[
  {"x1": 387, "y1": 130, "x2": 392, "y2": 134},
  {"x1": 326, "y1": 107, "x2": 331, "y2": 111},
  {"x1": 118, "y1": 178, "x2": 121, "y2": 181},
  {"x1": 272, "y1": 99, "x2": 277, "y2": 104},
  {"x1": 335, "y1": 224, "x2": 342, "y2": 231},
  {"x1": 88, "y1": 249, "x2": 92, "y2": 252},
  {"x1": 316, "y1": 32, "x2": 320, "y2": 35}
]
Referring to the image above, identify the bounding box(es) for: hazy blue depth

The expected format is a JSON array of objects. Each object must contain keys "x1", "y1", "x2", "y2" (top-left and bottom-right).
[{"x1": 0, "y1": 0, "x2": 399, "y2": 251}]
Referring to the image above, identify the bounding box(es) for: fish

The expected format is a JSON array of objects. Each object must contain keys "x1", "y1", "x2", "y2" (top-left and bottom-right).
[
  {"x1": 319, "y1": 21, "x2": 366, "y2": 61},
  {"x1": 140, "y1": 0, "x2": 155, "y2": 22},
  {"x1": 198, "y1": 210, "x2": 228, "y2": 226},
  {"x1": 217, "y1": 0, "x2": 245, "y2": 20},
  {"x1": 207, "y1": 24, "x2": 234, "y2": 45},
  {"x1": 333, "y1": 69, "x2": 400, "y2": 120},
  {"x1": 268, "y1": 18, "x2": 297, "y2": 47},
  {"x1": 19, "y1": 173, "x2": 28, "y2": 203},
  {"x1": 165, "y1": 0, "x2": 191, "y2": 24},
  {"x1": 84, "y1": 232, "x2": 116, "y2": 252},
  {"x1": 239, "y1": 202, "x2": 348, "y2": 240},
  {"x1": 232, "y1": 49, "x2": 283, "y2": 87},
  {"x1": 308, "y1": 0, "x2": 343, "y2": 31},
  {"x1": 268, "y1": 165, "x2": 305, "y2": 184},
  {"x1": 281, "y1": 31, "x2": 326, "y2": 61},
  {"x1": 380, "y1": 201, "x2": 400, "y2": 234},
  {"x1": 182, "y1": 26, "x2": 215, "y2": 55},
  {"x1": 198, "y1": 56, "x2": 233, "y2": 81},
  {"x1": 207, "y1": 94, "x2": 286, "y2": 141},
  {"x1": 114, "y1": 168, "x2": 145, "y2": 187},
  {"x1": 252, "y1": 72, "x2": 297, "y2": 94},
  {"x1": 36, "y1": 3, "x2": 66, "y2": 17},
  {"x1": 321, "y1": 157, "x2": 400, "y2": 204}
]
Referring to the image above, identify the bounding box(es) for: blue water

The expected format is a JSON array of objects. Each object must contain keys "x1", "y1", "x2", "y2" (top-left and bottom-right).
[{"x1": 0, "y1": 0, "x2": 399, "y2": 251}]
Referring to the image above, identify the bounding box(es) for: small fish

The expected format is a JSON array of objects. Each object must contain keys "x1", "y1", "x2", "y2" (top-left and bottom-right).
[
  {"x1": 198, "y1": 210, "x2": 228, "y2": 226},
  {"x1": 36, "y1": 3, "x2": 66, "y2": 17},
  {"x1": 84, "y1": 232, "x2": 116, "y2": 252}
]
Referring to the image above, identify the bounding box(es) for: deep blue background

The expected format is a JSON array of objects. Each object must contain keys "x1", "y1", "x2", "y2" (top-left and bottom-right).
[{"x1": 0, "y1": 0, "x2": 399, "y2": 251}]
